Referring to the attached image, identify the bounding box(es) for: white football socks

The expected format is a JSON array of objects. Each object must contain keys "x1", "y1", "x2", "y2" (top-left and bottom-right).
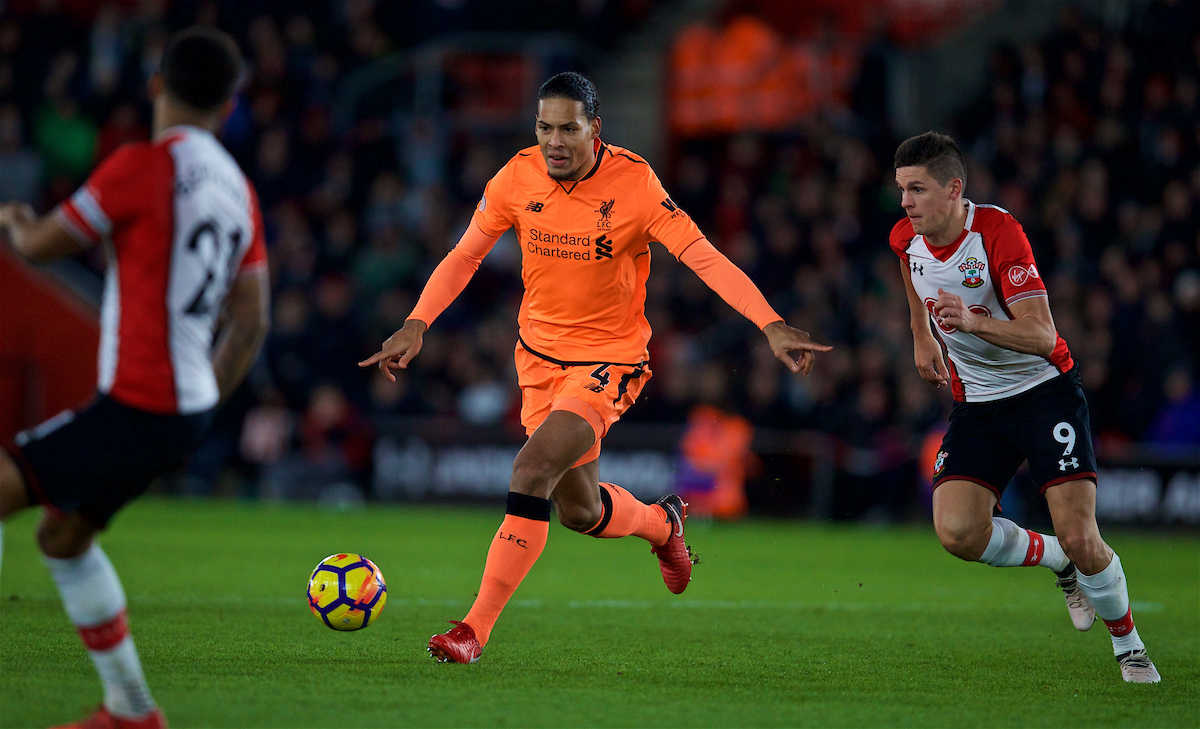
[
  {"x1": 1076, "y1": 553, "x2": 1145, "y2": 656},
  {"x1": 44, "y1": 544, "x2": 156, "y2": 718},
  {"x1": 978, "y1": 517, "x2": 1070, "y2": 571}
]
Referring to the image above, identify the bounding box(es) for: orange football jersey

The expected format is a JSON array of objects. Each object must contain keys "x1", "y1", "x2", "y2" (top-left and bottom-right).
[{"x1": 472, "y1": 140, "x2": 704, "y2": 364}]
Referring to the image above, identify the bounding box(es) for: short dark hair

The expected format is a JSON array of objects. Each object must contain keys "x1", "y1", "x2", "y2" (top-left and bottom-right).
[
  {"x1": 161, "y1": 26, "x2": 242, "y2": 111},
  {"x1": 537, "y1": 72, "x2": 600, "y2": 120},
  {"x1": 894, "y1": 131, "x2": 967, "y2": 187}
]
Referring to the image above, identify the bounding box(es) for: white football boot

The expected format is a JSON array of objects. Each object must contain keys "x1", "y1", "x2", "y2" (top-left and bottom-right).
[
  {"x1": 1117, "y1": 649, "x2": 1161, "y2": 684},
  {"x1": 1055, "y1": 563, "x2": 1096, "y2": 631}
]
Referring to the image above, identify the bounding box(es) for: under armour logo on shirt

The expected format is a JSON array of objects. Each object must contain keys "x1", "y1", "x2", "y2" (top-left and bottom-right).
[
  {"x1": 1059, "y1": 457, "x2": 1079, "y2": 471},
  {"x1": 912, "y1": 262, "x2": 924, "y2": 275}
]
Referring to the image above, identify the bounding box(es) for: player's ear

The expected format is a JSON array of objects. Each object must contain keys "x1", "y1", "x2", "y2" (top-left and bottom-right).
[
  {"x1": 949, "y1": 177, "x2": 964, "y2": 200},
  {"x1": 591, "y1": 115, "x2": 601, "y2": 138}
]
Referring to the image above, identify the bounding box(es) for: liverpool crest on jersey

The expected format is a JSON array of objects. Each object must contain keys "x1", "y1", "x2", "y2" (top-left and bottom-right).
[
  {"x1": 595, "y1": 198, "x2": 614, "y2": 231},
  {"x1": 958, "y1": 257, "x2": 985, "y2": 288}
]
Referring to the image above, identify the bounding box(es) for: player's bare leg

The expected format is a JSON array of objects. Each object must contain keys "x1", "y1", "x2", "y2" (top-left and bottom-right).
[
  {"x1": 932, "y1": 480, "x2": 996, "y2": 560},
  {"x1": 429, "y1": 411, "x2": 594, "y2": 663},
  {"x1": 553, "y1": 457, "x2": 693, "y2": 593},
  {"x1": 549, "y1": 459, "x2": 602, "y2": 531},
  {"x1": 1043, "y1": 480, "x2": 1110, "y2": 577},
  {"x1": 1046, "y1": 480, "x2": 1159, "y2": 683},
  {"x1": 934, "y1": 480, "x2": 1086, "y2": 625},
  {"x1": 0, "y1": 449, "x2": 31, "y2": 515}
]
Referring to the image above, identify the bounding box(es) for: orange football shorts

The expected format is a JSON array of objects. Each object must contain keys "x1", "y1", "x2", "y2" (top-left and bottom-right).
[{"x1": 514, "y1": 340, "x2": 651, "y2": 467}]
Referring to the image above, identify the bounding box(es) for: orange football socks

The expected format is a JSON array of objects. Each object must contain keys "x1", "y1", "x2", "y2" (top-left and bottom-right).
[
  {"x1": 583, "y1": 483, "x2": 671, "y2": 547},
  {"x1": 462, "y1": 492, "x2": 550, "y2": 647}
]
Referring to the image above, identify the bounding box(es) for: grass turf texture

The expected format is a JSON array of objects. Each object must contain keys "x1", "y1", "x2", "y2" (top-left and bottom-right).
[{"x1": 1, "y1": 499, "x2": 1196, "y2": 728}]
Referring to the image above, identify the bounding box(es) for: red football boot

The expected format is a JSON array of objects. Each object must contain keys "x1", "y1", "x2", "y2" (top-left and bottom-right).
[
  {"x1": 427, "y1": 620, "x2": 483, "y2": 664},
  {"x1": 650, "y1": 494, "x2": 696, "y2": 594},
  {"x1": 50, "y1": 707, "x2": 167, "y2": 729}
]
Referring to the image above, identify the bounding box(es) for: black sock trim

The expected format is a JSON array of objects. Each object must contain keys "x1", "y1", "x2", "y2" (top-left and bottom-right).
[
  {"x1": 506, "y1": 492, "x2": 552, "y2": 522},
  {"x1": 1055, "y1": 561, "x2": 1076, "y2": 579},
  {"x1": 583, "y1": 484, "x2": 615, "y2": 536}
]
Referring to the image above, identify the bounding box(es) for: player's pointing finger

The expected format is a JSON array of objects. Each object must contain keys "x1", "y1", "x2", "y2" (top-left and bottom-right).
[
  {"x1": 795, "y1": 339, "x2": 833, "y2": 352},
  {"x1": 358, "y1": 351, "x2": 387, "y2": 367}
]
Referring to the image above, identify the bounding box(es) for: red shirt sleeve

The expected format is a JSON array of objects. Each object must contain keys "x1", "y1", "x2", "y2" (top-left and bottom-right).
[
  {"x1": 889, "y1": 217, "x2": 915, "y2": 264},
  {"x1": 239, "y1": 180, "x2": 268, "y2": 275},
  {"x1": 979, "y1": 209, "x2": 1046, "y2": 306},
  {"x1": 53, "y1": 143, "x2": 151, "y2": 248}
]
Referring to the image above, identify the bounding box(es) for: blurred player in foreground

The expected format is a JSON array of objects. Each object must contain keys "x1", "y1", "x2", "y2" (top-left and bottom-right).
[
  {"x1": 891, "y1": 132, "x2": 1158, "y2": 683},
  {"x1": 0, "y1": 27, "x2": 270, "y2": 727},
  {"x1": 361, "y1": 72, "x2": 830, "y2": 663}
]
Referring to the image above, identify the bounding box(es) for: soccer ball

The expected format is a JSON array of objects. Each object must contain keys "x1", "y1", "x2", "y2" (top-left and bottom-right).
[{"x1": 307, "y1": 553, "x2": 387, "y2": 631}]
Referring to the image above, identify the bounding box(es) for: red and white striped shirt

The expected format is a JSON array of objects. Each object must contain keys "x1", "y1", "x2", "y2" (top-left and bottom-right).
[
  {"x1": 55, "y1": 125, "x2": 267, "y2": 415},
  {"x1": 891, "y1": 200, "x2": 1074, "y2": 402}
]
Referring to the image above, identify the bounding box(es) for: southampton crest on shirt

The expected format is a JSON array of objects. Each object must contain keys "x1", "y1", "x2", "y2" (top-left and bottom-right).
[
  {"x1": 595, "y1": 198, "x2": 614, "y2": 231},
  {"x1": 959, "y1": 257, "x2": 985, "y2": 288}
]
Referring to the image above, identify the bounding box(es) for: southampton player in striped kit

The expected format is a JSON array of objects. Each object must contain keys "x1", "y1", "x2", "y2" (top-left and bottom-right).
[
  {"x1": 892, "y1": 132, "x2": 1158, "y2": 683},
  {"x1": 0, "y1": 28, "x2": 270, "y2": 726}
]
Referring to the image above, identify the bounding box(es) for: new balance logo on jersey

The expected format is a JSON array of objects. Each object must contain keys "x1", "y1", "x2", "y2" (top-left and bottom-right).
[
  {"x1": 525, "y1": 201, "x2": 544, "y2": 212},
  {"x1": 1059, "y1": 457, "x2": 1079, "y2": 471},
  {"x1": 595, "y1": 234, "x2": 613, "y2": 259}
]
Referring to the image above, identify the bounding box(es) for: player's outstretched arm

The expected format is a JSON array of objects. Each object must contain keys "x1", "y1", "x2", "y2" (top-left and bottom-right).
[
  {"x1": 0, "y1": 202, "x2": 87, "y2": 263},
  {"x1": 677, "y1": 239, "x2": 831, "y2": 374},
  {"x1": 213, "y1": 267, "x2": 270, "y2": 401},
  {"x1": 934, "y1": 287, "x2": 1057, "y2": 358},
  {"x1": 358, "y1": 221, "x2": 500, "y2": 381},
  {"x1": 900, "y1": 260, "x2": 949, "y2": 387}
]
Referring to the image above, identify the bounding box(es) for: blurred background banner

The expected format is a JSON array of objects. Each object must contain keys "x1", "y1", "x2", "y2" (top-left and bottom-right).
[{"x1": 0, "y1": 0, "x2": 1196, "y2": 526}]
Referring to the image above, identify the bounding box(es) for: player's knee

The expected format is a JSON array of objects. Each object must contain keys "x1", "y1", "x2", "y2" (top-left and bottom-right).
[
  {"x1": 935, "y1": 521, "x2": 987, "y2": 561},
  {"x1": 36, "y1": 516, "x2": 94, "y2": 559},
  {"x1": 556, "y1": 501, "x2": 602, "y2": 532},
  {"x1": 510, "y1": 458, "x2": 562, "y2": 498},
  {"x1": 0, "y1": 452, "x2": 31, "y2": 520},
  {"x1": 1058, "y1": 529, "x2": 1105, "y2": 568}
]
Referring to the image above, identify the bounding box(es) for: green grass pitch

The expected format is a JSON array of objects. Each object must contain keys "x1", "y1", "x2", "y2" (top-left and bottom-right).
[{"x1": 1, "y1": 498, "x2": 1196, "y2": 728}]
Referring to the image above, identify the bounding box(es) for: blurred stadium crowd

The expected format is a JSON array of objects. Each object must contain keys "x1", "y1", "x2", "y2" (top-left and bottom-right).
[{"x1": 0, "y1": 0, "x2": 1197, "y2": 501}]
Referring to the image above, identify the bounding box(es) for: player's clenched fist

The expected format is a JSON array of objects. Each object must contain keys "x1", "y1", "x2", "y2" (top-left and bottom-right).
[
  {"x1": 934, "y1": 287, "x2": 980, "y2": 333},
  {"x1": 762, "y1": 321, "x2": 832, "y2": 376},
  {"x1": 359, "y1": 319, "x2": 428, "y2": 381}
]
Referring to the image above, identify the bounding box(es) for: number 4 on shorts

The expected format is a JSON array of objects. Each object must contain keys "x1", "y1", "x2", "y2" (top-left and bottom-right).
[{"x1": 590, "y1": 365, "x2": 611, "y2": 388}]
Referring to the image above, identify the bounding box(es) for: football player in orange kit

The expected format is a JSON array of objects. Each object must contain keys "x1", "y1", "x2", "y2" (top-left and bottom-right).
[{"x1": 361, "y1": 72, "x2": 830, "y2": 663}]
